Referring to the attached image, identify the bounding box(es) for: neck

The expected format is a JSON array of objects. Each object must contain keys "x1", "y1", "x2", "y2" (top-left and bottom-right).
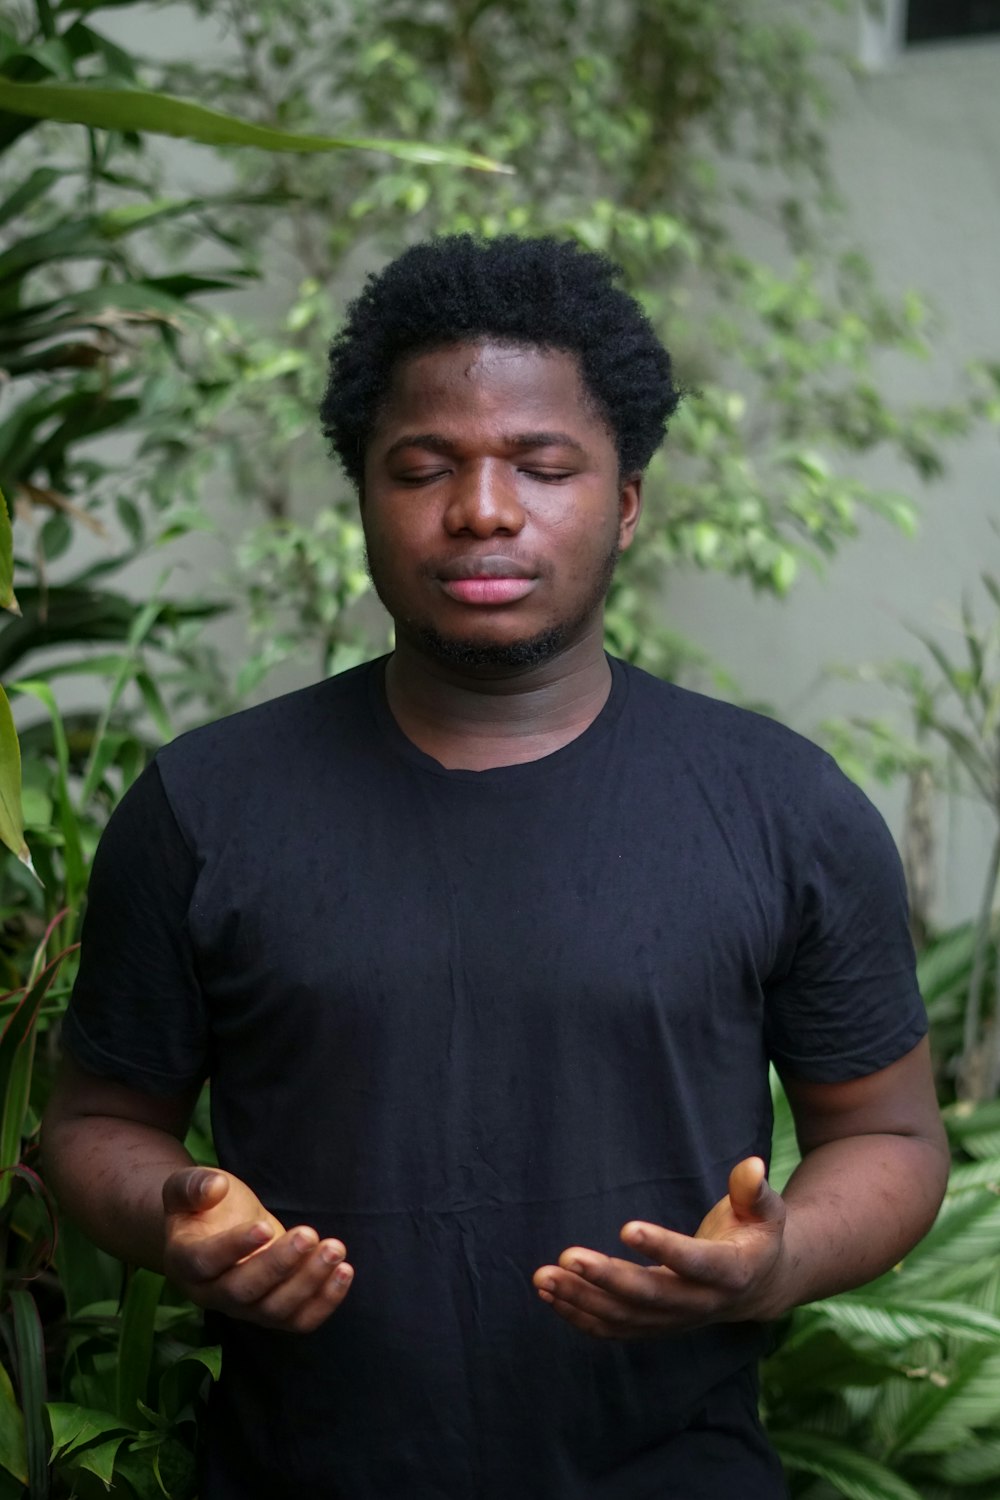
[{"x1": 383, "y1": 623, "x2": 613, "y2": 770}]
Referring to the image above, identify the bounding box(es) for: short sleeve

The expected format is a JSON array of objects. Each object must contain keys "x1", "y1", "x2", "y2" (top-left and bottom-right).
[
  {"x1": 764, "y1": 756, "x2": 928, "y2": 1083},
  {"x1": 62, "y1": 759, "x2": 210, "y2": 1094}
]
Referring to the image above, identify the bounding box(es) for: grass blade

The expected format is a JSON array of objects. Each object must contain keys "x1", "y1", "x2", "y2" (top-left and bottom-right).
[
  {"x1": 0, "y1": 947, "x2": 72, "y2": 1208},
  {"x1": 0, "y1": 79, "x2": 511, "y2": 173},
  {"x1": 9, "y1": 1292, "x2": 49, "y2": 1499}
]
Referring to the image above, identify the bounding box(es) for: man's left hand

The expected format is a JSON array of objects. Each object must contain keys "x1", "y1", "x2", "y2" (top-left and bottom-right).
[{"x1": 532, "y1": 1157, "x2": 787, "y2": 1339}]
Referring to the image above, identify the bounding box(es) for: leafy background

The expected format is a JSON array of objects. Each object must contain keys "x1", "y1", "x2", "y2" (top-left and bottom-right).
[{"x1": 0, "y1": 0, "x2": 999, "y2": 1494}]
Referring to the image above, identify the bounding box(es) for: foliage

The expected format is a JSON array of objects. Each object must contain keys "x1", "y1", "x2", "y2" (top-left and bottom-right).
[
  {"x1": 0, "y1": 1, "x2": 997, "y2": 1496},
  {"x1": 764, "y1": 1071, "x2": 1000, "y2": 1500},
  {"x1": 114, "y1": 0, "x2": 998, "y2": 691},
  {"x1": 824, "y1": 568, "x2": 1000, "y2": 1101},
  {"x1": 0, "y1": 2, "x2": 501, "y2": 1491}
]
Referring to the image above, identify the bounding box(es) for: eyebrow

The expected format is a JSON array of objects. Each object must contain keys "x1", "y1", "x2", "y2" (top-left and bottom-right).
[{"x1": 383, "y1": 430, "x2": 588, "y2": 459}]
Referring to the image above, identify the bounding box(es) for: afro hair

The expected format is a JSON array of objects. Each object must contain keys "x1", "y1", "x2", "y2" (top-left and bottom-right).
[{"x1": 319, "y1": 234, "x2": 680, "y2": 490}]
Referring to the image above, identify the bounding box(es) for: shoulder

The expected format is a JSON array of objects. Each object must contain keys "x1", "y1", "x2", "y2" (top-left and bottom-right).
[
  {"x1": 619, "y1": 658, "x2": 838, "y2": 789},
  {"x1": 154, "y1": 658, "x2": 380, "y2": 828},
  {"x1": 616, "y1": 658, "x2": 893, "y2": 863},
  {"x1": 159, "y1": 659, "x2": 376, "y2": 768}
]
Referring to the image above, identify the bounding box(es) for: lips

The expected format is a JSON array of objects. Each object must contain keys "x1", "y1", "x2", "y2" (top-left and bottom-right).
[
  {"x1": 441, "y1": 577, "x2": 537, "y2": 604},
  {"x1": 436, "y1": 554, "x2": 538, "y2": 606}
]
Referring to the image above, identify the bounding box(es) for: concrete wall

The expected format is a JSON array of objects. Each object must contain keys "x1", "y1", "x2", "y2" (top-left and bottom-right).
[{"x1": 666, "y1": 10, "x2": 1000, "y2": 925}]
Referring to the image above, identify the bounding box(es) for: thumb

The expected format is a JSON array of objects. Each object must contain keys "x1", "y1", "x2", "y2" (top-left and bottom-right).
[
  {"x1": 727, "y1": 1157, "x2": 784, "y2": 1226},
  {"x1": 162, "y1": 1166, "x2": 226, "y2": 1217}
]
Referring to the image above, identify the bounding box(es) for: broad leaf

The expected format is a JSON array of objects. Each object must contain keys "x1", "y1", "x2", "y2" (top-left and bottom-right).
[
  {"x1": 887, "y1": 1344, "x2": 1000, "y2": 1457},
  {"x1": 772, "y1": 1429, "x2": 924, "y2": 1500},
  {"x1": 935, "y1": 1437, "x2": 1000, "y2": 1483},
  {"x1": 157, "y1": 1347, "x2": 221, "y2": 1426},
  {"x1": 819, "y1": 1295, "x2": 1000, "y2": 1347},
  {"x1": 58, "y1": 1432, "x2": 129, "y2": 1486},
  {"x1": 46, "y1": 1404, "x2": 129, "y2": 1459},
  {"x1": 893, "y1": 1191, "x2": 1000, "y2": 1288}
]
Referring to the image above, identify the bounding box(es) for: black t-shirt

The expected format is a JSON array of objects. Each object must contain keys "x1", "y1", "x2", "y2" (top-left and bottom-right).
[{"x1": 64, "y1": 657, "x2": 927, "y2": 1499}]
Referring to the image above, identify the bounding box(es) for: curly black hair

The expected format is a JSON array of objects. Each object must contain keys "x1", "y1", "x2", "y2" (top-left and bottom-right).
[{"x1": 319, "y1": 234, "x2": 681, "y2": 490}]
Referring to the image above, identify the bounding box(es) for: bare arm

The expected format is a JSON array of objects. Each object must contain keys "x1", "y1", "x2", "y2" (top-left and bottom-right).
[
  {"x1": 760, "y1": 1034, "x2": 950, "y2": 1316},
  {"x1": 42, "y1": 1056, "x2": 354, "y2": 1332},
  {"x1": 43, "y1": 1056, "x2": 200, "y2": 1270},
  {"x1": 533, "y1": 1038, "x2": 950, "y2": 1336}
]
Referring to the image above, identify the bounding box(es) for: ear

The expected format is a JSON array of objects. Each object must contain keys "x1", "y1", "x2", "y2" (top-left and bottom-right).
[{"x1": 617, "y1": 474, "x2": 643, "y2": 552}]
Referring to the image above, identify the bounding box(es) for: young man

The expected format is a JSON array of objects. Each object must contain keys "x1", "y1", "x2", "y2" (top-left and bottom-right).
[{"x1": 43, "y1": 236, "x2": 948, "y2": 1498}]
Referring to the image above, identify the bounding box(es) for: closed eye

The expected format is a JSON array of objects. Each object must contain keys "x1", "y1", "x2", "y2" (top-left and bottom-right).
[
  {"x1": 395, "y1": 470, "x2": 450, "y2": 485},
  {"x1": 520, "y1": 469, "x2": 573, "y2": 483}
]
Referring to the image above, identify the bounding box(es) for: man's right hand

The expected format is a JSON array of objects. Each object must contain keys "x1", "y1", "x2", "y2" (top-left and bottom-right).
[{"x1": 162, "y1": 1167, "x2": 353, "y2": 1333}]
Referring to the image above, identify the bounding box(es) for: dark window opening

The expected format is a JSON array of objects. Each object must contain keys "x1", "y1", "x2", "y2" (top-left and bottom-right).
[{"x1": 906, "y1": 0, "x2": 1000, "y2": 44}]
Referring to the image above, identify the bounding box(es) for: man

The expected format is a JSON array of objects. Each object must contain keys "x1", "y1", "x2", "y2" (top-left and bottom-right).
[{"x1": 43, "y1": 235, "x2": 948, "y2": 1498}]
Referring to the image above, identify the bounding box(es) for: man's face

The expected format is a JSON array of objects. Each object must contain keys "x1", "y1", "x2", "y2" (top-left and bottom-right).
[{"x1": 361, "y1": 340, "x2": 642, "y2": 671}]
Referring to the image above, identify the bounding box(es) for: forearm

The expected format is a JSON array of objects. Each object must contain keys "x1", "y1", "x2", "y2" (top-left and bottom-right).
[
  {"x1": 758, "y1": 1130, "x2": 950, "y2": 1319},
  {"x1": 42, "y1": 1110, "x2": 193, "y2": 1273}
]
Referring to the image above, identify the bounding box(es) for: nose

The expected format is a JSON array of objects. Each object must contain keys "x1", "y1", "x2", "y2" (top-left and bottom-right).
[{"x1": 443, "y1": 459, "x2": 526, "y2": 538}]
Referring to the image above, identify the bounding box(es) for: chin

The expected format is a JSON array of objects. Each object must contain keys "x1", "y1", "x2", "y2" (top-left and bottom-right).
[{"x1": 411, "y1": 623, "x2": 568, "y2": 671}]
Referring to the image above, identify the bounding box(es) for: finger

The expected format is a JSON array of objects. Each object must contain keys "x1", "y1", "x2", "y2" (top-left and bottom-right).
[
  {"x1": 727, "y1": 1157, "x2": 785, "y2": 1225},
  {"x1": 256, "y1": 1249, "x2": 355, "y2": 1332},
  {"x1": 216, "y1": 1226, "x2": 342, "y2": 1309},
  {"x1": 542, "y1": 1290, "x2": 634, "y2": 1341},
  {"x1": 167, "y1": 1219, "x2": 274, "y2": 1285},
  {"x1": 556, "y1": 1248, "x2": 678, "y2": 1307},
  {"x1": 534, "y1": 1260, "x2": 716, "y2": 1329},
  {"x1": 281, "y1": 1264, "x2": 355, "y2": 1335},
  {"x1": 617, "y1": 1223, "x2": 757, "y2": 1291},
  {"x1": 162, "y1": 1167, "x2": 228, "y2": 1217}
]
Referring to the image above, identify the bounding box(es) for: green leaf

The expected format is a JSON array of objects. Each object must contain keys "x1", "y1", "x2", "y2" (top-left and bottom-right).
[
  {"x1": 0, "y1": 79, "x2": 511, "y2": 173},
  {"x1": 53, "y1": 1219, "x2": 121, "y2": 1322},
  {"x1": 768, "y1": 1070, "x2": 800, "y2": 1193},
  {"x1": 157, "y1": 1346, "x2": 221, "y2": 1426},
  {"x1": 771, "y1": 1429, "x2": 925, "y2": 1500},
  {"x1": 39, "y1": 512, "x2": 71, "y2": 565},
  {"x1": 944, "y1": 1098, "x2": 1000, "y2": 1141},
  {"x1": 0, "y1": 683, "x2": 33, "y2": 874},
  {"x1": 9, "y1": 681, "x2": 82, "y2": 898},
  {"x1": 0, "y1": 949, "x2": 68, "y2": 1208},
  {"x1": 60, "y1": 1432, "x2": 128, "y2": 1486},
  {"x1": 0, "y1": 487, "x2": 18, "y2": 616},
  {"x1": 0, "y1": 1363, "x2": 27, "y2": 1487},
  {"x1": 764, "y1": 1320, "x2": 903, "y2": 1392},
  {"x1": 888, "y1": 1344, "x2": 1000, "y2": 1456},
  {"x1": 0, "y1": 166, "x2": 61, "y2": 232},
  {"x1": 116, "y1": 1271, "x2": 164, "y2": 1426},
  {"x1": 818, "y1": 1295, "x2": 1000, "y2": 1346},
  {"x1": 916, "y1": 922, "x2": 978, "y2": 1005},
  {"x1": 10, "y1": 1291, "x2": 49, "y2": 1499},
  {"x1": 895, "y1": 1190, "x2": 1000, "y2": 1288},
  {"x1": 46, "y1": 1403, "x2": 129, "y2": 1459},
  {"x1": 935, "y1": 1438, "x2": 1000, "y2": 1483}
]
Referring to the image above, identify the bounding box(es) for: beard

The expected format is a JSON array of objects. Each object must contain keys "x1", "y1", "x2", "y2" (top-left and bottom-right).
[{"x1": 365, "y1": 536, "x2": 622, "y2": 673}]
